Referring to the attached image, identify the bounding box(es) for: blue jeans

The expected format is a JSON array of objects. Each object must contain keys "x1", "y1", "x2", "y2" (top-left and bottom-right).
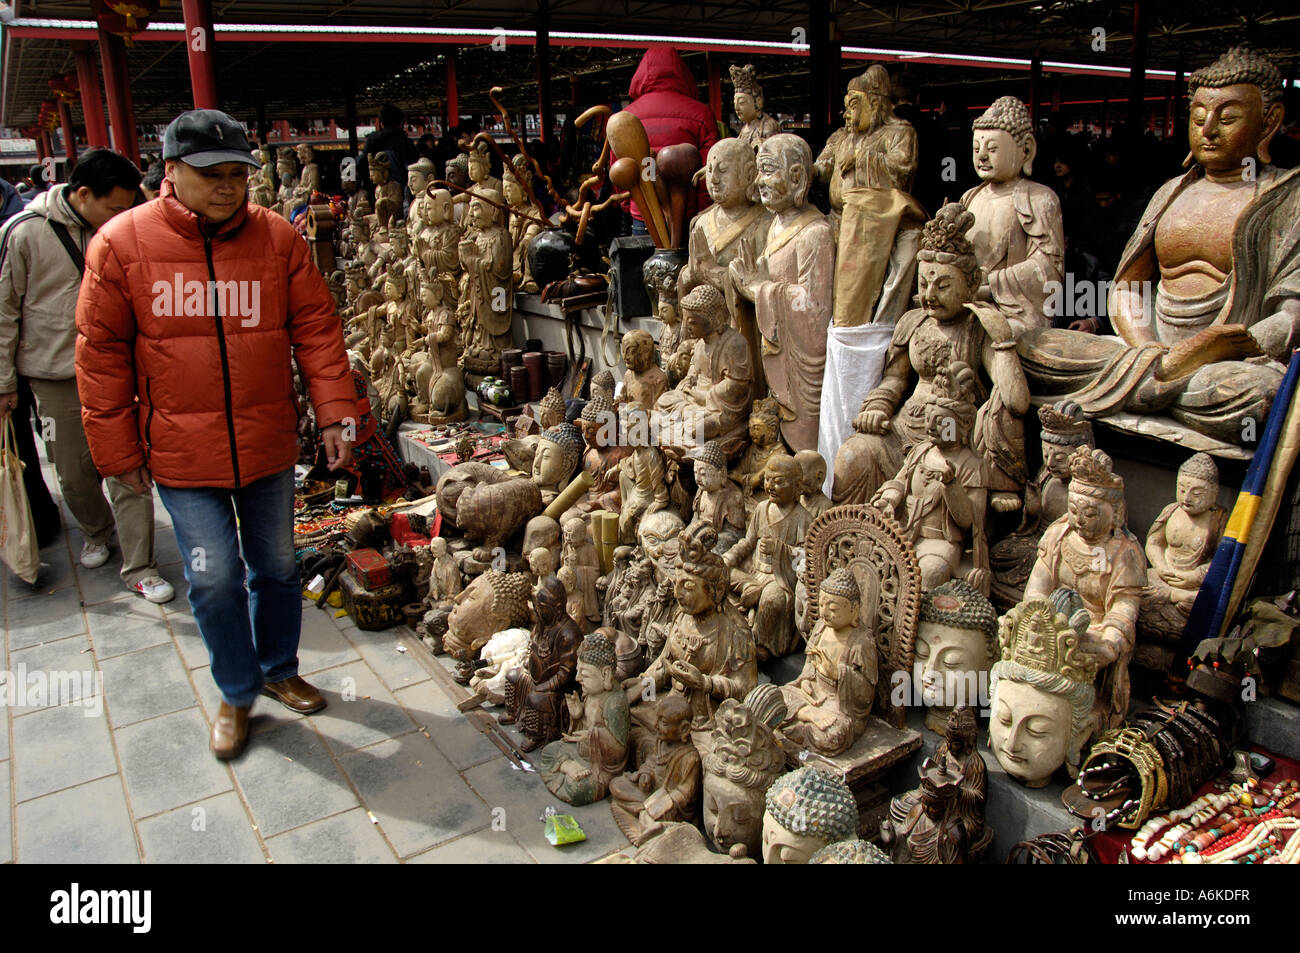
[{"x1": 157, "y1": 469, "x2": 301, "y2": 708}]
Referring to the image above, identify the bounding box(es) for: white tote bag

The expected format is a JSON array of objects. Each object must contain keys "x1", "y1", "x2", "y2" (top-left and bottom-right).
[{"x1": 0, "y1": 415, "x2": 40, "y2": 584}]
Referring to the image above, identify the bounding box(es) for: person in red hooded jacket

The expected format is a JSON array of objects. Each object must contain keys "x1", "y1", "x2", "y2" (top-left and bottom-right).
[
  {"x1": 75, "y1": 110, "x2": 357, "y2": 761},
  {"x1": 623, "y1": 46, "x2": 720, "y2": 232}
]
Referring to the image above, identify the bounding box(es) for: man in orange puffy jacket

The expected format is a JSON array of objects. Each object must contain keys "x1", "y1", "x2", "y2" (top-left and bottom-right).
[{"x1": 75, "y1": 110, "x2": 357, "y2": 760}]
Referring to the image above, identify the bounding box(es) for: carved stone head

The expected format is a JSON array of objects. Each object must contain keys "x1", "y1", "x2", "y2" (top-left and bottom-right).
[
  {"x1": 761, "y1": 767, "x2": 858, "y2": 865},
  {"x1": 703, "y1": 684, "x2": 786, "y2": 857}
]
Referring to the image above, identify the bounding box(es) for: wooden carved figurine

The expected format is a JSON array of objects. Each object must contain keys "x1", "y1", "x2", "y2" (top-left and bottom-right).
[
  {"x1": 561, "y1": 518, "x2": 603, "y2": 627},
  {"x1": 617, "y1": 405, "x2": 669, "y2": 545},
  {"x1": 725, "y1": 454, "x2": 811, "y2": 660},
  {"x1": 794, "y1": 449, "x2": 831, "y2": 520},
  {"x1": 444, "y1": 571, "x2": 534, "y2": 684},
  {"x1": 690, "y1": 440, "x2": 746, "y2": 554},
  {"x1": 458, "y1": 191, "x2": 514, "y2": 376},
  {"x1": 728, "y1": 396, "x2": 782, "y2": 512},
  {"x1": 609, "y1": 695, "x2": 701, "y2": 846},
  {"x1": 780, "y1": 568, "x2": 877, "y2": 755},
  {"x1": 729, "y1": 133, "x2": 834, "y2": 453},
  {"x1": 274, "y1": 146, "x2": 300, "y2": 219},
  {"x1": 501, "y1": 576, "x2": 582, "y2": 752},
  {"x1": 879, "y1": 756, "x2": 969, "y2": 864},
  {"x1": 1024, "y1": 448, "x2": 1147, "y2": 732},
  {"x1": 702, "y1": 684, "x2": 786, "y2": 858},
  {"x1": 538, "y1": 633, "x2": 631, "y2": 804},
  {"x1": 418, "y1": 266, "x2": 467, "y2": 423},
  {"x1": 618, "y1": 329, "x2": 669, "y2": 410},
  {"x1": 915, "y1": 580, "x2": 997, "y2": 734},
  {"x1": 729, "y1": 63, "x2": 781, "y2": 147}
]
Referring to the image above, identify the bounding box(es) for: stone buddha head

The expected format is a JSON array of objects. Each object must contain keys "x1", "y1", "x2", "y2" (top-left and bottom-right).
[
  {"x1": 915, "y1": 580, "x2": 998, "y2": 733},
  {"x1": 621, "y1": 328, "x2": 656, "y2": 375},
  {"x1": 538, "y1": 388, "x2": 566, "y2": 430},
  {"x1": 407, "y1": 157, "x2": 435, "y2": 196},
  {"x1": 704, "y1": 137, "x2": 759, "y2": 209},
  {"x1": 844, "y1": 65, "x2": 893, "y2": 134},
  {"x1": 818, "y1": 568, "x2": 865, "y2": 631},
  {"x1": 1038, "y1": 400, "x2": 1094, "y2": 479},
  {"x1": 972, "y1": 95, "x2": 1036, "y2": 183},
  {"x1": 447, "y1": 570, "x2": 532, "y2": 655},
  {"x1": 761, "y1": 766, "x2": 859, "y2": 864},
  {"x1": 703, "y1": 683, "x2": 787, "y2": 857},
  {"x1": 1065, "y1": 447, "x2": 1127, "y2": 544},
  {"x1": 989, "y1": 588, "x2": 1099, "y2": 787},
  {"x1": 755, "y1": 133, "x2": 813, "y2": 215},
  {"x1": 575, "y1": 632, "x2": 618, "y2": 696},
  {"x1": 730, "y1": 63, "x2": 765, "y2": 124},
  {"x1": 692, "y1": 441, "x2": 729, "y2": 494},
  {"x1": 531, "y1": 422, "x2": 583, "y2": 496},
  {"x1": 915, "y1": 203, "x2": 982, "y2": 323},
  {"x1": 673, "y1": 521, "x2": 730, "y2": 615},
  {"x1": 680, "y1": 283, "x2": 728, "y2": 342},
  {"x1": 1176, "y1": 452, "x2": 1220, "y2": 517},
  {"x1": 528, "y1": 546, "x2": 556, "y2": 580},
  {"x1": 1186, "y1": 46, "x2": 1285, "y2": 172},
  {"x1": 638, "y1": 509, "x2": 685, "y2": 585},
  {"x1": 579, "y1": 393, "x2": 617, "y2": 450}
]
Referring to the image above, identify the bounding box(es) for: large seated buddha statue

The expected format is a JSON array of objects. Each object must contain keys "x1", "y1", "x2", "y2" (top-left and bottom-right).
[{"x1": 1019, "y1": 47, "x2": 1299, "y2": 445}]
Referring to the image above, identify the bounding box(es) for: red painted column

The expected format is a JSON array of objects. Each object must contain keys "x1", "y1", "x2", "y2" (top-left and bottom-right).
[
  {"x1": 97, "y1": 26, "x2": 140, "y2": 164},
  {"x1": 40, "y1": 131, "x2": 54, "y2": 161},
  {"x1": 445, "y1": 52, "x2": 459, "y2": 131},
  {"x1": 181, "y1": 0, "x2": 219, "y2": 109},
  {"x1": 58, "y1": 101, "x2": 77, "y2": 161},
  {"x1": 73, "y1": 45, "x2": 110, "y2": 148},
  {"x1": 34, "y1": 133, "x2": 48, "y2": 162}
]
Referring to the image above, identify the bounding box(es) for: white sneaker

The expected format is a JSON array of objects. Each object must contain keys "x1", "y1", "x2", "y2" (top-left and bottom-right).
[
  {"x1": 131, "y1": 575, "x2": 175, "y2": 604},
  {"x1": 80, "y1": 541, "x2": 110, "y2": 569}
]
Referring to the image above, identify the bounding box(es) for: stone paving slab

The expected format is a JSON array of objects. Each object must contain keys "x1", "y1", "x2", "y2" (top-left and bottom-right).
[
  {"x1": 266, "y1": 807, "x2": 399, "y2": 864},
  {"x1": 5, "y1": 632, "x2": 97, "y2": 716},
  {"x1": 393, "y1": 679, "x2": 502, "y2": 772},
  {"x1": 0, "y1": 761, "x2": 11, "y2": 864},
  {"x1": 407, "y1": 827, "x2": 536, "y2": 864},
  {"x1": 11, "y1": 701, "x2": 118, "y2": 802},
  {"x1": 114, "y1": 707, "x2": 234, "y2": 820},
  {"x1": 306, "y1": 660, "x2": 418, "y2": 754},
  {"x1": 137, "y1": 791, "x2": 266, "y2": 865},
  {"x1": 16, "y1": 775, "x2": 139, "y2": 864},
  {"x1": 84, "y1": 596, "x2": 170, "y2": 659},
  {"x1": 99, "y1": 642, "x2": 194, "y2": 729}
]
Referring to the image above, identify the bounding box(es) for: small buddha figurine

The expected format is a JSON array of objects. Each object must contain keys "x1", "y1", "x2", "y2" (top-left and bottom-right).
[
  {"x1": 628, "y1": 510, "x2": 687, "y2": 664},
  {"x1": 503, "y1": 162, "x2": 542, "y2": 293},
  {"x1": 445, "y1": 570, "x2": 534, "y2": 684},
  {"x1": 702, "y1": 684, "x2": 786, "y2": 858},
  {"x1": 418, "y1": 267, "x2": 467, "y2": 423},
  {"x1": 725, "y1": 454, "x2": 811, "y2": 660},
  {"x1": 989, "y1": 588, "x2": 1099, "y2": 786},
  {"x1": 1018, "y1": 47, "x2": 1298, "y2": 444},
  {"x1": 368, "y1": 151, "x2": 403, "y2": 228},
  {"x1": 833, "y1": 202, "x2": 1030, "y2": 508},
  {"x1": 879, "y1": 756, "x2": 968, "y2": 864},
  {"x1": 415, "y1": 188, "x2": 462, "y2": 279},
  {"x1": 617, "y1": 405, "x2": 669, "y2": 545},
  {"x1": 729, "y1": 133, "x2": 835, "y2": 452},
  {"x1": 527, "y1": 547, "x2": 557, "y2": 585},
  {"x1": 872, "y1": 363, "x2": 990, "y2": 594},
  {"x1": 426, "y1": 537, "x2": 463, "y2": 607},
  {"x1": 627, "y1": 521, "x2": 758, "y2": 732},
  {"x1": 293, "y1": 143, "x2": 321, "y2": 210},
  {"x1": 561, "y1": 518, "x2": 602, "y2": 628},
  {"x1": 690, "y1": 440, "x2": 746, "y2": 554},
  {"x1": 728, "y1": 396, "x2": 782, "y2": 512},
  {"x1": 458, "y1": 141, "x2": 503, "y2": 205},
  {"x1": 1024, "y1": 448, "x2": 1147, "y2": 732},
  {"x1": 644, "y1": 257, "x2": 691, "y2": 387},
  {"x1": 914, "y1": 580, "x2": 997, "y2": 734},
  {"x1": 531, "y1": 422, "x2": 584, "y2": 506},
  {"x1": 729, "y1": 63, "x2": 782, "y2": 148},
  {"x1": 780, "y1": 568, "x2": 877, "y2": 755},
  {"x1": 653, "y1": 284, "x2": 755, "y2": 449},
  {"x1": 1140, "y1": 453, "x2": 1228, "y2": 644},
  {"x1": 609, "y1": 695, "x2": 701, "y2": 846},
  {"x1": 501, "y1": 576, "x2": 582, "y2": 751},
  {"x1": 557, "y1": 566, "x2": 594, "y2": 634},
  {"x1": 406, "y1": 156, "x2": 435, "y2": 221},
  {"x1": 577, "y1": 394, "x2": 629, "y2": 514},
  {"x1": 457, "y1": 191, "x2": 514, "y2": 376},
  {"x1": 814, "y1": 65, "x2": 925, "y2": 327},
  {"x1": 990, "y1": 401, "x2": 1094, "y2": 609},
  {"x1": 618, "y1": 329, "x2": 669, "y2": 410},
  {"x1": 274, "y1": 146, "x2": 300, "y2": 219},
  {"x1": 761, "y1": 767, "x2": 859, "y2": 865},
  {"x1": 538, "y1": 633, "x2": 631, "y2": 805},
  {"x1": 250, "y1": 146, "x2": 276, "y2": 207},
  {"x1": 794, "y1": 449, "x2": 831, "y2": 520},
  {"x1": 379, "y1": 265, "x2": 422, "y2": 357},
  {"x1": 961, "y1": 96, "x2": 1065, "y2": 335}
]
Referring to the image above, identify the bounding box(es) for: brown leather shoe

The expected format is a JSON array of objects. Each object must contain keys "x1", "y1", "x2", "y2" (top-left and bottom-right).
[
  {"x1": 261, "y1": 675, "x2": 327, "y2": 714},
  {"x1": 210, "y1": 702, "x2": 251, "y2": 760}
]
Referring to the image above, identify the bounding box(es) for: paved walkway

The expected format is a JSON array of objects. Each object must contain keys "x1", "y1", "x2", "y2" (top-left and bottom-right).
[{"x1": 2, "y1": 455, "x2": 630, "y2": 864}]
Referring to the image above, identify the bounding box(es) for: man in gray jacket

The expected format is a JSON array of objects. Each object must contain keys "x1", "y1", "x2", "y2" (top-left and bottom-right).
[{"x1": 0, "y1": 149, "x2": 173, "y2": 602}]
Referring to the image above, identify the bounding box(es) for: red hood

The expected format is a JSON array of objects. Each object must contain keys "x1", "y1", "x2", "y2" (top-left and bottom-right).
[{"x1": 628, "y1": 47, "x2": 699, "y2": 100}]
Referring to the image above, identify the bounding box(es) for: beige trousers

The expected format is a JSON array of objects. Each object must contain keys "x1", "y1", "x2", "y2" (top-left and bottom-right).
[{"x1": 28, "y1": 377, "x2": 158, "y2": 586}]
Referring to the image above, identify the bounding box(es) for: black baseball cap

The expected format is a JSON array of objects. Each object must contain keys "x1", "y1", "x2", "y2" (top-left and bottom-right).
[{"x1": 162, "y1": 109, "x2": 259, "y2": 168}]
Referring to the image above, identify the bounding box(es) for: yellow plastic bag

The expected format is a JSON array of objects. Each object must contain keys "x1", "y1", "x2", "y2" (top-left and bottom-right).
[{"x1": 0, "y1": 416, "x2": 40, "y2": 584}]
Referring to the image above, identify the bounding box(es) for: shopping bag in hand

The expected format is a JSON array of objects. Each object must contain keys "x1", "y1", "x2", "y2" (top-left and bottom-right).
[{"x1": 0, "y1": 416, "x2": 40, "y2": 584}]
